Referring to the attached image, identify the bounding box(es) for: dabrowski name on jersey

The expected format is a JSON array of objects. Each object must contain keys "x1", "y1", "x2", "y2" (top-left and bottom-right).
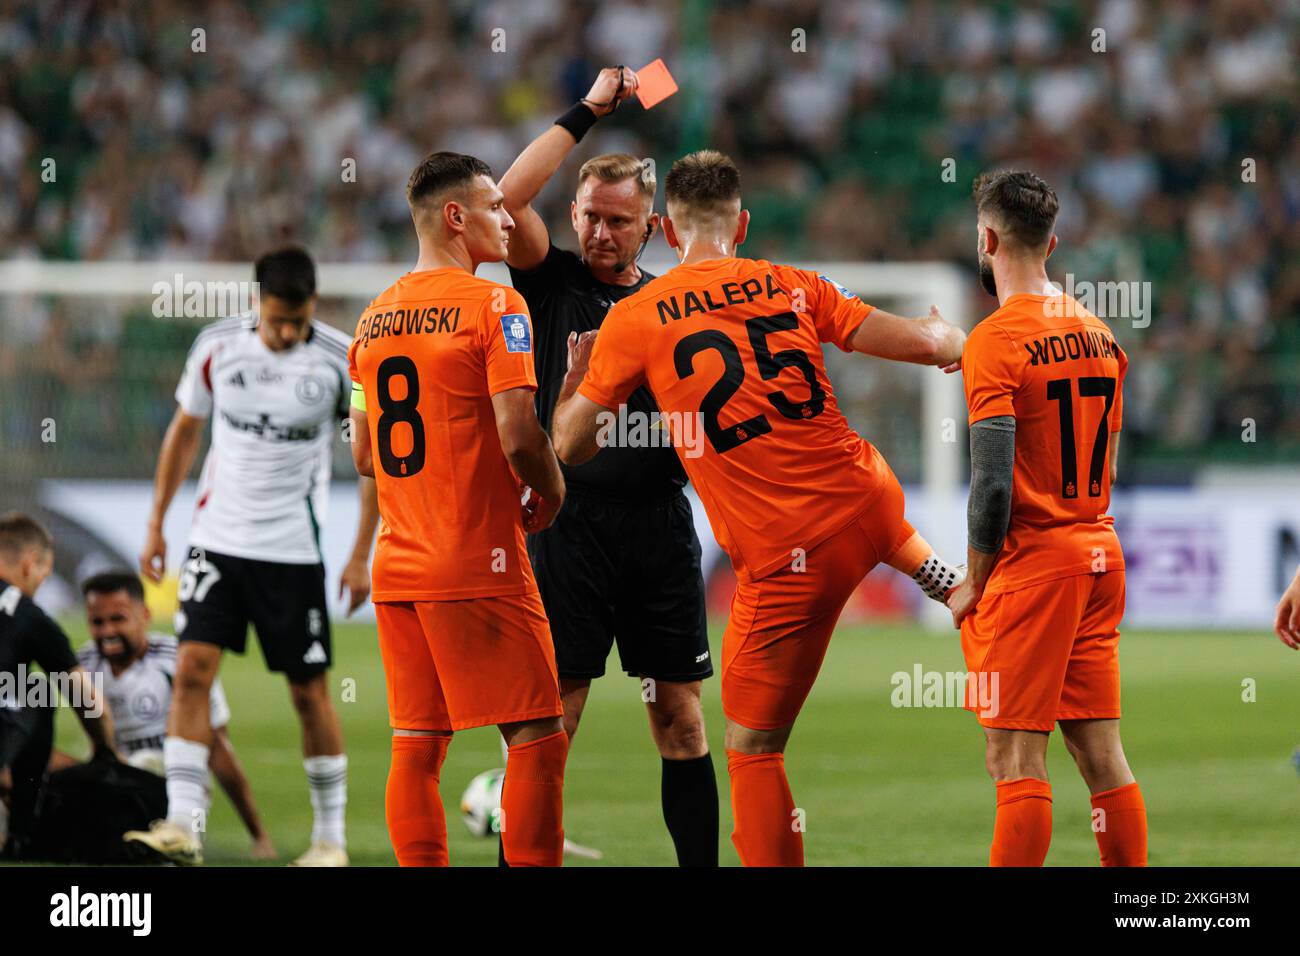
[
  {"x1": 356, "y1": 305, "x2": 462, "y2": 347},
  {"x1": 655, "y1": 273, "x2": 788, "y2": 326}
]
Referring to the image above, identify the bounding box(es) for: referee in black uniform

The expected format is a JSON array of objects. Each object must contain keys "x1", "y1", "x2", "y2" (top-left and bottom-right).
[{"x1": 499, "y1": 66, "x2": 717, "y2": 866}]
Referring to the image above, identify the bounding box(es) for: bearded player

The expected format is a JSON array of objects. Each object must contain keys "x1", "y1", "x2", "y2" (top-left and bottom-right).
[
  {"x1": 78, "y1": 571, "x2": 272, "y2": 858},
  {"x1": 552, "y1": 150, "x2": 965, "y2": 865},
  {"x1": 348, "y1": 151, "x2": 569, "y2": 867},
  {"x1": 945, "y1": 170, "x2": 1145, "y2": 867}
]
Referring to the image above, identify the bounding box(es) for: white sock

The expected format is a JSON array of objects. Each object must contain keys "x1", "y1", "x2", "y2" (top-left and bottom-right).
[
  {"x1": 304, "y1": 754, "x2": 347, "y2": 848},
  {"x1": 164, "y1": 735, "x2": 210, "y2": 835}
]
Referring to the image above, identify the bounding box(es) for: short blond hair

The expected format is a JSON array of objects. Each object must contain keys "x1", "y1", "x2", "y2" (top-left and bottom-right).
[
  {"x1": 664, "y1": 150, "x2": 741, "y2": 223},
  {"x1": 577, "y1": 153, "x2": 656, "y2": 205}
]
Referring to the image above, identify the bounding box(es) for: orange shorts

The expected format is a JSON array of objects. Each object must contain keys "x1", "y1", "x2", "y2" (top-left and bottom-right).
[
  {"x1": 374, "y1": 590, "x2": 562, "y2": 732},
  {"x1": 721, "y1": 472, "x2": 916, "y2": 730},
  {"x1": 960, "y1": 570, "x2": 1125, "y2": 731}
]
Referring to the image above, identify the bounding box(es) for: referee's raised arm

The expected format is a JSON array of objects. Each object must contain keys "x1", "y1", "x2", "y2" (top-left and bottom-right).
[{"x1": 499, "y1": 66, "x2": 639, "y2": 272}]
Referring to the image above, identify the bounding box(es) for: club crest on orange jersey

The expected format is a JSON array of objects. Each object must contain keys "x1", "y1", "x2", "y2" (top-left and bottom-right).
[{"x1": 501, "y1": 313, "x2": 531, "y2": 353}]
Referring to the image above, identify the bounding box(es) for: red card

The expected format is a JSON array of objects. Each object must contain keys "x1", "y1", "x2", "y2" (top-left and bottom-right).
[{"x1": 636, "y1": 58, "x2": 678, "y2": 109}]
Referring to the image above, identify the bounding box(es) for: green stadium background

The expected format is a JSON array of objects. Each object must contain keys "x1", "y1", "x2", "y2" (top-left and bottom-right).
[{"x1": 0, "y1": 0, "x2": 1297, "y2": 865}]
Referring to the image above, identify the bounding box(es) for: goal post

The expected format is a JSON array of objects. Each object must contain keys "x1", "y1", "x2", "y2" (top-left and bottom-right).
[
  {"x1": 0, "y1": 258, "x2": 971, "y2": 630},
  {"x1": 806, "y1": 262, "x2": 971, "y2": 630}
]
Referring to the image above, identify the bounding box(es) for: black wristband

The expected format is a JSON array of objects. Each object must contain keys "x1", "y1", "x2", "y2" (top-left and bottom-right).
[{"x1": 555, "y1": 102, "x2": 599, "y2": 142}]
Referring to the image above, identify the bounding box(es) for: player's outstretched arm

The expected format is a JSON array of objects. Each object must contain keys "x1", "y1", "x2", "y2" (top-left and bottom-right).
[
  {"x1": 209, "y1": 726, "x2": 275, "y2": 857},
  {"x1": 849, "y1": 306, "x2": 965, "y2": 367},
  {"x1": 140, "y1": 407, "x2": 205, "y2": 583},
  {"x1": 499, "y1": 66, "x2": 639, "y2": 271},
  {"x1": 492, "y1": 387, "x2": 566, "y2": 533},
  {"x1": 947, "y1": 415, "x2": 1015, "y2": 629}
]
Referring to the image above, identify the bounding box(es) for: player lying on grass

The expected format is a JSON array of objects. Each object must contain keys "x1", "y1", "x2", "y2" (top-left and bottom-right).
[
  {"x1": 945, "y1": 170, "x2": 1146, "y2": 867},
  {"x1": 552, "y1": 150, "x2": 965, "y2": 866},
  {"x1": 74, "y1": 571, "x2": 273, "y2": 859},
  {"x1": 499, "y1": 64, "x2": 718, "y2": 866},
  {"x1": 348, "y1": 151, "x2": 570, "y2": 866},
  {"x1": 0, "y1": 513, "x2": 117, "y2": 858}
]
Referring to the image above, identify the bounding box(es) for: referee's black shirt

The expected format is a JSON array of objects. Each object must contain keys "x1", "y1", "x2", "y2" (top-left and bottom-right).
[{"x1": 509, "y1": 243, "x2": 687, "y2": 502}]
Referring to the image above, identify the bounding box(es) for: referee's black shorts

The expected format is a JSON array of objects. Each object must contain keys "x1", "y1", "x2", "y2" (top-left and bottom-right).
[{"x1": 527, "y1": 489, "x2": 711, "y2": 684}]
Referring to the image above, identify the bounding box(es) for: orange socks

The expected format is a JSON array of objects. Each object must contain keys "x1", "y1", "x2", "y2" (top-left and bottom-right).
[
  {"x1": 385, "y1": 734, "x2": 451, "y2": 866},
  {"x1": 501, "y1": 730, "x2": 568, "y2": 867},
  {"x1": 1091, "y1": 782, "x2": 1147, "y2": 866},
  {"x1": 988, "y1": 778, "x2": 1146, "y2": 867},
  {"x1": 990, "y1": 777, "x2": 1053, "y2": 866},
  {"x1": 726, "y1": 750, "x2": 803, "y2": 866}
]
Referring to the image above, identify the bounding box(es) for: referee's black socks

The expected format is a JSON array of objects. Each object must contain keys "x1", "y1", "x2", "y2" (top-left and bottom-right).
[{"x1": 661, "y1": 753, "x2": 720, "y2": 867}]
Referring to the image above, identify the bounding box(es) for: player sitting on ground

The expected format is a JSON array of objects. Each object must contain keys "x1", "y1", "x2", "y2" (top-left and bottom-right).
[
  {"x1": 552, "y1": 150, "x2": 965, "y2": 866},
  {"x1": 75, "y1": 571, "x2": 273, "y2": 859},
  {"x1": 945, "y1": 170, "x2": 1146, "y2": 867},
  {"x1": 348, "y1": 151, "x2": 569, "y2": 866}
]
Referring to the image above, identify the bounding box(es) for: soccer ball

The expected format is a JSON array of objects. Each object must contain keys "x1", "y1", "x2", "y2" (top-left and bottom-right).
[{"x1": 459, "y1": 768, "x2": 504, "y2": 838}]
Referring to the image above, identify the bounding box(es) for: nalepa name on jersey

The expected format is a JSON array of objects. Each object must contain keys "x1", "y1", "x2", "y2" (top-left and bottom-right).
[
  {"x1": 175, "y1": 315, "x2": 352, "y2": 564},
  {"x1": 652, "y1": 272, "x2": 788, "y2": 325}
]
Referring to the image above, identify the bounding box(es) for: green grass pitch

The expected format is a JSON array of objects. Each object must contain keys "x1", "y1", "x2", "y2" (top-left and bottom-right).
[{"x1": 49, "y1": 619, "x2": 1300, "y2": 866}]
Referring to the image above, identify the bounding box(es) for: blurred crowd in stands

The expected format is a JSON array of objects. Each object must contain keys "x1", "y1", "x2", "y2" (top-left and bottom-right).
[{"x1": 0, "y1": 0, "x2": 1297, "y2": 475}]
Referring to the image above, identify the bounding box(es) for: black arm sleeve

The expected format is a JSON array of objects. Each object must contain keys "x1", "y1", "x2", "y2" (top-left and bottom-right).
[
  {"x1": 968, "y1": 415, "x2": 1016, "y2": 555},
  {"x1": 25, "y1": 607, "x2": 80, "y2": 676}
]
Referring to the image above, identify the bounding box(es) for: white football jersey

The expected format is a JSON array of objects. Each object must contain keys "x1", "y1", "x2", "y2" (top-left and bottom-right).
[
  {"x1": 175, "y1": 313, "x2": 352, "y2": 563},
  {"x1": 76, "y1": 633, "x2": 231, "y2": 754}
]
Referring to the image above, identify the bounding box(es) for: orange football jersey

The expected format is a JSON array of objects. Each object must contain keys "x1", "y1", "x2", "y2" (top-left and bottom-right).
[
  {"x1": 963, "y1": 292, "x2": 1127, "y2": 594},
  {"x1": 348, "y1": 267, "x2": 539, "y2": 601},
  {"x1": 579, "y1": 257, "x2": 891, "y2": 582}
]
